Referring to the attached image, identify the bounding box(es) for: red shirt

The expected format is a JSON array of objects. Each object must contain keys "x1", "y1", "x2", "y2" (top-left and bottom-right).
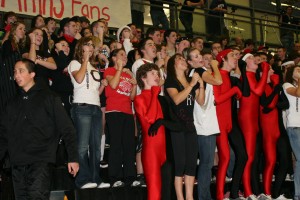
[{"x1": 104, "y1": 67, "x2": 134, "y2": 114}]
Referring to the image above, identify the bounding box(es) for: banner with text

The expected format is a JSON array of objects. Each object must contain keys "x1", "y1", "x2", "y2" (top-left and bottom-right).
[{"x1": 0, "y1": 0, "x2": 131, "y2": 28}]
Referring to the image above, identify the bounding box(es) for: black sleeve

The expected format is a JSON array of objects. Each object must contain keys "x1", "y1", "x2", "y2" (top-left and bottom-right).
[
  {"x1": 239, "y1": 60, "x2": 251, "y2": 97},
  {"x1": 1, "y1": 40, "x2": 13, "y2": 59},
  {"x1": 52, "y1": 51, "x2": 69, "y2": 72},
  {"x1": 260, "y1": 84, "x2": 280, "y2": 107},
  {"x1": 277, "y1": 88, "x2": 290, "y2": 110},
  {"x1": 51, "y1": 94, "x2": 78, "y2": 163}
]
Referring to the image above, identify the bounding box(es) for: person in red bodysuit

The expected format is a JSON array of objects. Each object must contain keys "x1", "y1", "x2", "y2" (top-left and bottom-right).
[
  {"x1": 213, "y1": 49, "x2": 242, "y2": 200},
  {"x1": 134, "y1": 63, "x2": 184, "y2": 200},
  {"x1": 238, "y1": 53, "x2": 270, "y2": 200},
  {"x1": 259, "y1": 71, "x2": 281, "y2": 199}
]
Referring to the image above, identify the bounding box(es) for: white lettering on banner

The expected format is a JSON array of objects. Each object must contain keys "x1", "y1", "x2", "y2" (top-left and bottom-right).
[{"x1": 0, "y1": 0, "x2": 131, "y2": 28}]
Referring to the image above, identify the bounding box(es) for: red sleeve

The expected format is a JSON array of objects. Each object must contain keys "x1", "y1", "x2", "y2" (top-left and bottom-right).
[
  {"x1": 214, "y1": 86, "x2": 239, "y2": 105},
  {"x1": 134, "y1": 86, "x2": 161, "y2": 124},
  {"x1": 104, "y1": 67, "x2": 115, "y2": 78}
]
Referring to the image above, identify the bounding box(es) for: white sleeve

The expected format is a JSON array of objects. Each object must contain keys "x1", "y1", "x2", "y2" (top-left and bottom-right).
[{"x1": 123, "y1": 38, "x2": 133, "y2": 55}]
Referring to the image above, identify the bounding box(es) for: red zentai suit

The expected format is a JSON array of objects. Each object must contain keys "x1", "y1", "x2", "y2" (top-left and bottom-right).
[
  {"x1": 238, "y1": 62, "x2": 269, "y2": 197},
  {"x1": 213, "y1": 69, "x2": 241, "y2": 200},
  {"x1": 259, "y1": 74, "x2": 280, "y2": 195},
  {"x1": 134, "y1": 86, "x2": 166, "y2": 200}
]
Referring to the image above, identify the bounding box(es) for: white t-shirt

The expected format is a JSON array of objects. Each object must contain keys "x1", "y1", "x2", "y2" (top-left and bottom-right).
[
  {"x1": 283, "y1": 82, "x2": 300, "y2": 127},
  {"x1": 68, "y1": 60, "x2": 100, "y2": 106},
  {"x1": 193, "y1": 83, "x2": 220, "y2": 136}
]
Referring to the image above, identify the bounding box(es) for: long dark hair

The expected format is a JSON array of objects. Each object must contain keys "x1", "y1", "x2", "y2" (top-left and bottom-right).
[
  {"x1": 167, "y1": 53, "x2": 189, "y2": 89},
  {"x1": 285, "y1": 65, "x2": 298, "y2": 85},
  {"x1": 74, "y1": 36, "x2": 96, "y2": 67},
  {"x1": 108, "y1": 48, "x2": 126, "y2": 67}
]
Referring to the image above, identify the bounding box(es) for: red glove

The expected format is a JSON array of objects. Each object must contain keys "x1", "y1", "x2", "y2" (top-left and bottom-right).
[
  {"x1": 4, "y1": 24, "x2": 11, "y2": 32},
  {"x1": 270, "y1": 74, "x2": 280, "y2": 85},
  {"x1": 151, "y1": 86, "x2": 161, "y2": 96},
  {"x1": 260, "y1": 61, "x2": 270, "y2": 72}
]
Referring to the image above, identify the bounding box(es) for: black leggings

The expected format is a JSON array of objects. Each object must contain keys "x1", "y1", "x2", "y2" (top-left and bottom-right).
[
  {"x1": 170, "y1": 131, "x2": 198, "y2": 177},
  {"x1": 228, "y1": 122, "x2": 248, "y2": 199}
]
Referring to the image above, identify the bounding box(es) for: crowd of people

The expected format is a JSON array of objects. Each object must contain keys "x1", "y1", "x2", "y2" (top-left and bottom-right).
[{"x1": 0, "y1": 3, "x2": 300, "y2": 200}]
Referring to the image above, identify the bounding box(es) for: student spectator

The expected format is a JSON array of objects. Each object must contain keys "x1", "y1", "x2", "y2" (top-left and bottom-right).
[
  {"x1": 23, "y1": 28, "x2": 57, "y2": 87},
  {"x1": 164, "y1": 53, "x2": 202, "y2": 200},
  {"x1": 176, "y1": 37, "x2": 191, "y2": 55},
  {"x1": 60, "y1": 17, "x2": 79, "y2": 60},
  {"x1": 116, "y1": 25, "x2": 134, "y2": 55},
  {"x1": 146, "y1": 27, "x2": 162, "y2": 45},
  {"x1": 50, "y1": 39, "x2": 73, "y2": 115},
  {"x1": 68, "y1": 36, "x2": 109, "y2": 189},
  {"x1": 1, "y1": 21, "x2": 26, "y2": 59},
  {"x1": 79, "y1": 16, "x2": 90, "y2": 29},
  {"x1": 104, "y1": 48, "x2": 137, "y2": 187},
  {"x1": 0, "y1": 11, "x2": 17, "y2": 45},
  {"x1": 164, "y1": 29, "x2": 178, "y2": 57},
  {"x1": 211, "y1": 42, "x2": 222, "y2": 59},
  {"x1": 0, "y1": 58, "x2": 79, "y2": 199},
  {"x1": 191, "y1": 36, "x2": 204, "y2": 52},
  {"x1": 81, "y1": 27, "x2": 92, "y2": 37}
]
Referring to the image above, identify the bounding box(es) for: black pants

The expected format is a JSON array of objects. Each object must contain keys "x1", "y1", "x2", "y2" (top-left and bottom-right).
[
  {"x1": 12, "y1": 162, "x2": 52, "y2": 200},
  {"x1": 228, "y1": 122, "x2": 248, "y2": 199},
  {"x1": 106, "y1": 112, "x2": 136, "y2": 184},
  {"x1": 171, "y1": 131, "x2": 198, "y2": 177}
]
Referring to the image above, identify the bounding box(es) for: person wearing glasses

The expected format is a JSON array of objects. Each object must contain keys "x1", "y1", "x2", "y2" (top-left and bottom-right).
[{"x1": 68, "y1": 36, "x2": 109, "y2": 189}]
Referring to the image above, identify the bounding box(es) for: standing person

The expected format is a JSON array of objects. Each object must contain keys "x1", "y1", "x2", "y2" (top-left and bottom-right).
[
  {"x1": 60, "y1": 17, "x2": 79, "y2": 60},
  {"x1": 165, "y1": 53, "x2": 201, "y2": 200},
  {"x1": 179, "y1": 0, "x2": 204, "y2": 38},
  {"x1": 164, "y1": 29, "x2": 178, "y2": 57},
  {"x1": 50, "y1": 39, "x2": 73, "y2": 115},
  {"x1": 206, "y1": 0, "x2": 228, "y2": 41},
  {"x1": 279, "y1": 6, "x2": 297, "y2": 54},
  {"x1": 283, "y1": 65, "x2": 300, "y2": 200},
  {"x1": 149, "y1": 0, "x2": 170, "y2": 30},
  {"x1": 131, "y1": 0, "x2": 145, "y2": 32},
  {"x1": 146, "y1": 27, "x2": 162, "y2": 45},
  {"x1": 68, "y1": 36, "x2": 109, "y2": 189},
  {"x1": 104, "y1": 49, "x2": 137, "y2": 187},
  {"x1": 191, "y1": 37, "x2": 204, "y2": 52},
  {"x1": 23, "y1": 28, "x2": 57, "y2": 87},
  {"x1": 0, "y1": 58, "x2": 79, "y2": 200},
  {"x1": 1, "y1": 21, "x2": 26, "y2": 59},
  {"x1": 0, "y1": 11, "x2": 17, "y2": 45},
  {"x1": 258, "y1": 70, "x2": 281, "y2": 200},
  {"x1": 213, "y1": 49, "x2": 242, "y2": 200},
  {"x1": 238, "y1": 54, "x2": 269, "y2": 200}
]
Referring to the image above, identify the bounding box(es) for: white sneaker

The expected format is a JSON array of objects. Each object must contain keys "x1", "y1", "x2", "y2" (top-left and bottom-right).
[
  {"x1": 274, "y1": 194, "x2": 292, "y2": 200},
  {"x1": 81, "y1": 182, "x2": 97, "y2": 189},
  {"x1": 97, "y1": 182, "x2": 110, "y2": 188},
  {"x1": 112, "y1": 181, "x2": 124, "y2": 187},
  {"x1": 131, "y1": 180, "x2": 141, "y2": 187},
  {"x1": 246, "y1": 194, "x2": 258, "y2": 200}
]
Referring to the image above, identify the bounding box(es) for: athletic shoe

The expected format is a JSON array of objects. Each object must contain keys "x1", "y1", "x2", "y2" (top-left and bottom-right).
[
  {"x1": 257, "y1": 194, "x2": 272, "y2": 200},
  {"x1": 285, "y1": 174, "x2": 294, "y2": 181},
  {"x1": 274, "y1": 194, "x2": 292, "y2": 200},
  {"x1": 80, "y1": 182, "x2": 97, "y2": 189},
  {"x1": 131, "y1": 180, "x2": 141, "y2": 187},
  {"x1": 98, "y1": 182, "x2": 110, "y2": 188},
  {"x1": 112, "y1": 181, "x2": 125, "y2": 187},
  {"x1": 246, "y1": 194, "x2": 258, "y2": 200}
]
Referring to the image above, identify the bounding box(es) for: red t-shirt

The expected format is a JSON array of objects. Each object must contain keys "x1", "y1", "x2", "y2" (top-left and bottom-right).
[{"x1": 104, "y1": 67, "x2": 133, "y2": 114}]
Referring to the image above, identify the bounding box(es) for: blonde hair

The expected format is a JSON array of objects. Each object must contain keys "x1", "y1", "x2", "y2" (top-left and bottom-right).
[{"x1": 9, "y1": 21, "x2": 26, "y2": 52}]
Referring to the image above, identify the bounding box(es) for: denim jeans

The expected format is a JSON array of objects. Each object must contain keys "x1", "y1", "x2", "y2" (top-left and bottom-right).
[
  {"x1": 286, "y1": 127, "x2": 300, "y2": 198},
  {"x1": 197, "y1": 135, "x2": 216, "y2": 200},
  {"x1": 150, "y1": 10, "x2": 170, "y2": 30},
  {"x1": 71, "y1": 104, "x2": 102, "y2": 188}
]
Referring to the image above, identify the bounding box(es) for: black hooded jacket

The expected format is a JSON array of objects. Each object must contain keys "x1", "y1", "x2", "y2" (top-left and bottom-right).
[{"x1": 0, "y1": 82, "x2": 78, "y2": 165}]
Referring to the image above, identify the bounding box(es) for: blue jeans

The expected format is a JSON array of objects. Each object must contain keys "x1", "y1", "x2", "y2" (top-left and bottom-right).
[
  {"x1": 150, "y1": 10, "x2": 170, "y2": 30},
  {"x1": 197, "y1": 135, "x2": 216, "y2": 200},
  {"x1": 286, "y1": 127, "x2": 300, "y2": 198},
  {"x1": 71, "y1": 104, "x2": 102, "y2": 188}
]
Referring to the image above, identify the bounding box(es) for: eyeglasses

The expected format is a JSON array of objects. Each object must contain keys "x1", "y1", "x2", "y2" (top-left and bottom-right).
[
  {"x1": 90, "y1": 70, "x2": 101, "y2": 82},
  {"x1": 84, "y1": 43, "x2": 95, "y2": 48}
]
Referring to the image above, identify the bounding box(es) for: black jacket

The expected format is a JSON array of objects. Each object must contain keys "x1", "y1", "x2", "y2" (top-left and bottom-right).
[{"x1": 0, "y1": 82, "x2": 78, "y2": 165}]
